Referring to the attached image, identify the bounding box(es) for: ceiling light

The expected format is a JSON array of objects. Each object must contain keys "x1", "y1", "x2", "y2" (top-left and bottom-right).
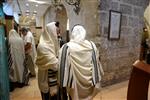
[
  {"x1": 33, "y1": 13, "x2": 36, "y2": 16},
  {"x1": 35, "y1": 4, "x2": 38, "y2": 7},
  {"x1": 26, "y1": 10, "x2": 30, "y2": 13},
  {"x1": 26, "y1": 3, "x2": 29, "y2": 6},
  {"x1": 28, "y1": 0, "x2": 47, "y2": 4},
  {"x1": 33, "y1": 11, "x2": 37, "y2": 14},
  {"x1": 26, "y1": 13, "x2": 29, "y2": 16}
]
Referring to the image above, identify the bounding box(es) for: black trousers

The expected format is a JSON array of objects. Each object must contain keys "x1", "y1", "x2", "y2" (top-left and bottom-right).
[{"x1": 41, "y1": 92, "x2": 58, "y2": 100}]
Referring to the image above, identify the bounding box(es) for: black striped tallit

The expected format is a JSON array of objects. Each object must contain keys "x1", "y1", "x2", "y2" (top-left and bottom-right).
[
  {"x1": 48, "y1": 69, "x2": 57, "y2": 87},
  {"x1": 90, "y1": 42, "x2": 99, "y2": 84},
  {"x1": 60, "y1": 44, "x2": 69, "y2": 87},
  {"x1": 60, "y1": 43, "x2": 99, "y2": 87}
]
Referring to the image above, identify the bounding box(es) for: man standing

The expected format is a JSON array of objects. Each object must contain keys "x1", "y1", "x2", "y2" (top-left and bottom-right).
[
  {"x1": 36, "y1": 22, "x2": 59, "y2": 100},
  {"x1": 21, "y1": 27, "x2": 36, "y2": 77},
  {"x1": 58, "y1": 25, "x2": 104, "y2": 100},
  {"x1": 9, "y1": 29, "x2": 26, "y2": 85},
  {"x1": 27, "y1": 28, "x2": 37, "y2": 63}
]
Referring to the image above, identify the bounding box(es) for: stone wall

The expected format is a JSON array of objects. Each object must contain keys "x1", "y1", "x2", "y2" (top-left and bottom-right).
[
  {"x1": 62, "y1": 0, "x2": 99, "y2": 38},
  {"x1": 43, "y1": 5, "x2": 68, "y2": 41},
  {"x1": 98, "y1": 0, "x2": 149, "y2": 86},
  {"x1": 43, "y1": 6, "x2": 56, "y2": 26},
  {"x1": 43, "y1": 0, "x2": 149, "y2": 87},
  {"x1": 56, "y1": 5, "x2": 68, "y2": 40}
]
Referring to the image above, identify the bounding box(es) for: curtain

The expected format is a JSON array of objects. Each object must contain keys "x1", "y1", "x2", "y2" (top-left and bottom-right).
[{"x1": 0, "y1": 3, "x2": 9, "y2": 100}]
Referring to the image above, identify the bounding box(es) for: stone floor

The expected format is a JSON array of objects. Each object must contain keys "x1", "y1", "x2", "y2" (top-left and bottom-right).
[{"x1": 10, "y1": 77, "x2": 129, "y2": 100}]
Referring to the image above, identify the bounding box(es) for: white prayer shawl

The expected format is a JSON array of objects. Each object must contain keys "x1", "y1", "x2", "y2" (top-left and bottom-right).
[
  {"x1": 9, "y1": 29, "x2": 25, "y2": 83},
  {"x1": 144, "y1": 3, "x2": 150, "y2": 38},
  {"x1": 59, "y1": 25, "x2": 104, "y2": 100},
  {"x1": 36, "y1": 22, "x2": 59, "y2": 70},
  {"x1": 36, "y1": 22, "x2": 59, "y2": 94}
]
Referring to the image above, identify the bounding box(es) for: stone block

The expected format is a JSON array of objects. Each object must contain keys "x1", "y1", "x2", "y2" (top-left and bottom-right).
[
  {"x1": 120, "y1": 4, "x2": 132, "y2": 15},
  {"x1": 139, "y1": 19, "x2": 144, "y2": 28},
  {"x1": 117, "y1": 38, "x2": 128, "y2": 47},
  {"x1": 134, "y1": 7, "x2": 144, "y2": 18},
  {"x1": 128, "y1": 17, "x2": 140, "y2": 27},
  {"x1": 121, "y1": 26, "x2": 132, "y2": 35},
  {"x1": 112, "y1": 0, "x2": 121, "y2": 2},
  {"x1": 133, "y1": 27, "x2": 142, "y2": 36},
  {"x1": 99, "y1": 0, "x2": 110, "y2": 11},
  {"x1": 103, "y1": 26, "x2": 108, "y2": 37},
  {"x1": 100, "y1": 12, "x2": 109, "y2": 25},
  {"x1": 110, "y1": 1, "x2": 119, "y2": 11},
  {"x1": 121, "y1": 15, "x2": 128, "y2": 26},
  {"x1": 122, "y1": 0, "x2": 149, "y2": 7},
  {"x1": 101, "y1": 66, "x2": 131, "y2": 87}
]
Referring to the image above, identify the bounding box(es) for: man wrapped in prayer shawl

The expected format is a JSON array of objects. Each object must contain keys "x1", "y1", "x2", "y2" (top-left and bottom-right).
[
  {"x1": 9, "y1": 29, "x2": 29, "y2": 86},
  {"x1": 36, "y1": 22, "x2": 59, "y2": 100},
  {"x1": 58, "y1": 25, "x2": 104, "y2": 100}
]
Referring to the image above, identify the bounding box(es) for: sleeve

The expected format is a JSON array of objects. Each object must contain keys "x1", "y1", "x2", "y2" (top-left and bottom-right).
[{"x1": 26, "y1": 35, "x2": 32, "y2": 43}]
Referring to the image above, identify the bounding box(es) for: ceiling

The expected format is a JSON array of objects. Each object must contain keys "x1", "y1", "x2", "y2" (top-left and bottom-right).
[
  {"x1": 10, "y1": 0, "x2": 63, "y2": 26},
  {"x1": 12, "y1": 0, "x2": 53, "y2": 26},
  {"x1": 17, "y1": 0, "x2": 51, "y2": 17}
]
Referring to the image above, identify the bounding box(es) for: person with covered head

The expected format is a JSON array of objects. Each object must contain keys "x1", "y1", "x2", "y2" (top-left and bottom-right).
[
  {"x1": 8, "y1": 29, "x2": 28, "y2": 87},
  {"x1": 58, "y1": 25, "x2": 104, "y2": 100},
  {"x1": 36, "y1": 22, "x2": 59, "y2": 100}
]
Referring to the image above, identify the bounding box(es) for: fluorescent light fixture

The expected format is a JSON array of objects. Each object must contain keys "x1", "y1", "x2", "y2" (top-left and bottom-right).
[
  {"x1": 26, "y1": 10, "x2": 29, "y2": 13},
  {"x1": 33, "y1": 13, "x2": 36, "y2": 16},
  {"x1": 28, "y1": 0, "x2": 47, "y2": 4},
  {"x1": 26, "y1": 13, "x2": 29, "y2": 16},
  {"x1": 26, "y1": 3, "x2": 29, "y2": 6}
]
